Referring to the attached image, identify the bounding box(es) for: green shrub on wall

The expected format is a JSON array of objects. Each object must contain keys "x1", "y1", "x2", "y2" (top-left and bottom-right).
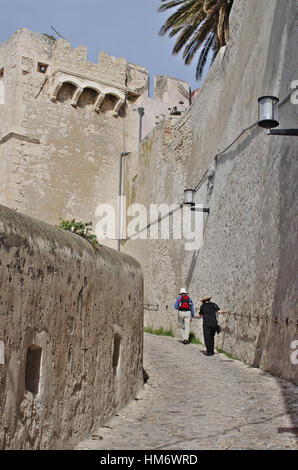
[{"x1": 58, "y1": 219, "x2": 100, "y2": 251}]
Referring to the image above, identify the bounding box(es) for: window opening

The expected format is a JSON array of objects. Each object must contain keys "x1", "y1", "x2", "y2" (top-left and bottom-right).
[
  {"x1": 37, "y1": 62, "x2": 48, "y2": 74},
  {"x1": 112, "y1": 333, "x2": 121, "y2": 376},
  {"x1": 25, "y1": 345, "x2": 42, "y2": 395},
  {"x1": 0, "y1": 341, "x2": 4, "y2": 365}
]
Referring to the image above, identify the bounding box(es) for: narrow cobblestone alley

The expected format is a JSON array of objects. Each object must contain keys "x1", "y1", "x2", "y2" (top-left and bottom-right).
[{"x1": 75, "y1": 334, "x2": 298, "y2": 451}]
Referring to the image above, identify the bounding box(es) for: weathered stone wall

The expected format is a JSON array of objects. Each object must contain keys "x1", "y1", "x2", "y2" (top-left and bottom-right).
[
  {"x1": 123, "y1": 0, "x2": 298, "y2": 384},
  {"x1": 139, "y1": 75, "x2": 190, "y2": 139},
  {"x1": 123, "y1": 112, "x2": 193, "y2": 327},
  {"x1": 0, "y1": 29, "x2": 144, "y2": 251},
  {"x1": 0, "y1": 29, "x2": 191, "y2": 252},
  {"x1": 0, "y1": 204, "x2": 143, "y2": 449}
]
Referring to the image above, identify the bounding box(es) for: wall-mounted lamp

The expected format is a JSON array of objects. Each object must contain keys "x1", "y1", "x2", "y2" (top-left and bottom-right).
[
  {"x1": 258, "y1": 96, "x2": 279, "y2": 129},
  {"x1": 184, "y1": 189, "x2": 210, "y2": 213},
  {"x1": 258, "y1": 95, "x2": 298, "y2": 136},
  {"x1": 184, "y1": 189, "x2": 195, "y2": 206}
]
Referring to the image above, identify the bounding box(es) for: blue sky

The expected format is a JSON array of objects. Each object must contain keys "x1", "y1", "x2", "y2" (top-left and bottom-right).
[{"x1": 0, "y1": 0, "x2": 205, "y2": 93}]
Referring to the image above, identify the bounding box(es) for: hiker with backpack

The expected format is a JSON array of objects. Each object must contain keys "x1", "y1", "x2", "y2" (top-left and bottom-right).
[{"x1": 174, "y1": 288, "x2": 194, "y2": 344}]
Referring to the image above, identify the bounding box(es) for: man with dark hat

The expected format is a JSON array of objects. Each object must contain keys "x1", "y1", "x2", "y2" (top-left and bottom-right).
[{"x1": 199, "y1": 296, "x2": 228, "y2": 356}]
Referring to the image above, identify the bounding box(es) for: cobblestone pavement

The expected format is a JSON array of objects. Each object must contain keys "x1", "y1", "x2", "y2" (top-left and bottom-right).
[{"x1": 75, "y1": 334, "x2": 298, "y2": 450}]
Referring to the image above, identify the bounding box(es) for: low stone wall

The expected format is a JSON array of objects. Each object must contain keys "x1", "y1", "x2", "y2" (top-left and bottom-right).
[{"x1": 0, "y1": 204, "x2": 143, "y2": 449}]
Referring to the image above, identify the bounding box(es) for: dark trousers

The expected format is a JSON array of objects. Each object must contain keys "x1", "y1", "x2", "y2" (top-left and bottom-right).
[{"x1": 203, "y1": 324, "x2": 217, "y2": 354}]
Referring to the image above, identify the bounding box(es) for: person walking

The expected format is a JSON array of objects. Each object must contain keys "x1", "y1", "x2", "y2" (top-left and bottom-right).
[
  {"x1": 199, "y1": 296, "x2": 228, "y2": 356},
  {"x1": 174, "y1": 288, "x2": 194, "y2": 344}
]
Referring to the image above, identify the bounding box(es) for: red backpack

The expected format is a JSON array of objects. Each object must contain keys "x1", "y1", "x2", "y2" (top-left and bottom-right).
[{"x1": 178, "y1": 295, "x2": 191, "y2": 311}]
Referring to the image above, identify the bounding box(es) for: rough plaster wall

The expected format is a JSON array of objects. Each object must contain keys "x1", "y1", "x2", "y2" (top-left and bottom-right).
[
  {"x1": 124, "y1": 0, "x2": 298, "y2": 384},
  {"x1": 0, "y1": 29, "x2": 140, "y2": 250},
  {"x1": 126, "y1": 62, "x2": 149, "y2": 96},
  {"x1": 0, "y1": 204, "x2": 143, "y2": 449},
  {"x1": 154, "y1": 75, "x2": 190, "y2": 110},
  {"x1": 139, "y1": 76, "x2": 190, "y2": 139},
  {"x1": 0, "y1": 28, "x2": 194, "y2": 249},
  {"x1": 124, "y1": 113, "x2": 193, "y2": 332}
]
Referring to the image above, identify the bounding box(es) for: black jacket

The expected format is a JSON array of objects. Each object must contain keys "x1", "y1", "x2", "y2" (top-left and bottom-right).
[{"x1": 200, "y1": 302, "x2": 220, "y2": 326}]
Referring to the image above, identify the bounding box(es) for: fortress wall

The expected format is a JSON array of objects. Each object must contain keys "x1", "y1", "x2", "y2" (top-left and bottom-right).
[
  {"x1": 0, "y1": 29, "x2": 142, "y2": 250},
  {"x1": 124, "y1": 0, "x2": 298, "y2": 384},
  {"x1": 0, "y1": 29, "x2": 191, "y2": 251},
  {"x1": 123, "y1": 111, "x2": 193, "y2": 331},
  {"x1": 0, "y1": 204, "x2": 143, "y2": 449}
]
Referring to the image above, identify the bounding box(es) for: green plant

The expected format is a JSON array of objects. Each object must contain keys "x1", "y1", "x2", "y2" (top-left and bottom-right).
[
  {"x1": 215, "y1": 347, "x2": 237, "y2": 360},
  {"x1": 189, "y1": 331, "x2": 203, "y2": 345},
  {"x1": 58, "y1": 218, "x2": 100, "y2": 251},
  {"x1": 144, "y1": 326, "x2": 175, "y2": 337}
]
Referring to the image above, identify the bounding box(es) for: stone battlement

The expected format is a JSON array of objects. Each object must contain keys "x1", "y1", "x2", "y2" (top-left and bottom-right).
[{"x1": 0, "y1": 28, "x2": 190, "y2": 124}]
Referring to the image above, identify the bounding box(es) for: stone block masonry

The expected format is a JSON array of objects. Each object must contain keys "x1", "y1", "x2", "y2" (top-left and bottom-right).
[
  {"x1": 0, "y1": 28, "x2": 145, "y2": 248},
  {"x1": 0, "y1": 204, "x2": 143, "y2": 449},
  {"x1": 0, "y1": 28, "x2": 190, "y2": 252}
]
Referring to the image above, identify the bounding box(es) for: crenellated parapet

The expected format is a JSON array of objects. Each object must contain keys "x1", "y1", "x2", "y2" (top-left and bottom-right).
[{"x1": 47, "y1": 39, "x2": 142, "y2": 116}]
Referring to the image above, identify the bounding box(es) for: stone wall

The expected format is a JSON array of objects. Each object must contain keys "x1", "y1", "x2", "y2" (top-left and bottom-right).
[
  {"x1": 123, "y1": 112, "x2": 193, "y2": 327},
  {"x1": 0, "y1": 204, "x2": 143, "y2": 449},
  {"x1": 123, "y1": 0, "x2": 298, "y2": 385},
  {"x1": 0, "y1": 29, "x2": 191, "y2": 252},
  {"x1": 0, "y1": 29, "x2": 143, "y2": 251}
]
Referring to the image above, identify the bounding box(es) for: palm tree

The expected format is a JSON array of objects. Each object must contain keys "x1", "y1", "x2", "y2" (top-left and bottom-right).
[{"x1": 158, "y1": 0, "x2": 234, "y2": 81}]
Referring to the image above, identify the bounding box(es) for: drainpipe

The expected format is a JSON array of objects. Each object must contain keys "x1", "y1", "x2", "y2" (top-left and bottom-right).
[
  {"x1": 118, "y1": 151, "x2": 130, "y2": 251},
  {"x1": 137, "y1": 107, "x2": 145, "y2": 146}
]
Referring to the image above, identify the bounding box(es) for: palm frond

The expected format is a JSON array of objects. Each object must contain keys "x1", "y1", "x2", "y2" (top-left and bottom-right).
[
  {"x1": 159, "y1": 1, "x2": 204, "y2": 36},
  {"x1": 183, "y1": 17, "x2": 216, "y2": 64},
  {"x1": 172, "y1": 24, "x2": 199, "y2": 55},
  {"x1": 203, "y1": 0, "x2": 218, "y2": 15},
  {"x1": 195, "y1": 33, "x2": 216, "y2": 81},
  {"x1": 158, "y1": 0, "x2": 234, "y2": 81},
  {"x1": 159, "y1": 0, "x2": 191, "y2": 13}
]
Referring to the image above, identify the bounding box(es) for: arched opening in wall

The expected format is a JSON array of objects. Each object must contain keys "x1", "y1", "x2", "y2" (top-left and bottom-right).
[
  {"x1": 101, "y1": 93, "x2": 119, "y2": 113},
  {"x1": 57, "y1": 82, "x2": 77, "y2": 103},
  {"x1": 118, "y1": 101, "x2": 126, "y2": 118},
  {"x1": 77, "y1": 87, "x2": 98, "y2": 108},
  {"x1": 25, "y1": 345, "x2": 42, "y2": 395},
  {"x1": 112, "y1": 333, "x2": 121, "y2": 377}
]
